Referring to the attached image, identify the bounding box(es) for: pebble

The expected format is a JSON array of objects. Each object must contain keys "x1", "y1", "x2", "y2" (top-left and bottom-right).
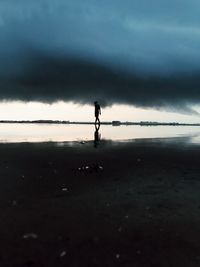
[
  {"x1": 60, "y1": 251, "x2": 67, "y2": 257},
  {"x1": 62, "y1": 188, "x2": 68, "y2": 192},
  {"x1": 23, "y1": 233, "x2": 38, "y2": 240}
]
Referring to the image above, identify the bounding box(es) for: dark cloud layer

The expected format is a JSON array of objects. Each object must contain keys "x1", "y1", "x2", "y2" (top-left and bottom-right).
[
  {"x1": 0, "y1": 52, "x2": 200, "y2": 114},
  {"x1": 0, "y1": 0, "x2": 200, "y2": 112}
]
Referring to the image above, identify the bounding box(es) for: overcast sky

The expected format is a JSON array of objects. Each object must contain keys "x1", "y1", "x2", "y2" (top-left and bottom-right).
[{"x1": 0, "y1": 0, "x2": 200, "y2": 119}]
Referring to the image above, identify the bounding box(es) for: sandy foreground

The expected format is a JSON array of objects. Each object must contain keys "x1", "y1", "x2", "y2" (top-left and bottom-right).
[{"x1": 0, "y1": 137, "x2": 200, "y2": 267}]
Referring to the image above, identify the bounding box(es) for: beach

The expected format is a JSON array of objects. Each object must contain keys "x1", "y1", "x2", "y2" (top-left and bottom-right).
[{"x1": 0, "y1": 137, "x2": 200, "y2": 266}]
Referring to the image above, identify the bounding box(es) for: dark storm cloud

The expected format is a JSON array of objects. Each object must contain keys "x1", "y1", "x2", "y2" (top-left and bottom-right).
[
  {"x1": 1, "y1": 51, "x2": 200, "y2": 114},
  {"x1": 1, "y1": 0, "x2": 200, "y2": 112}
]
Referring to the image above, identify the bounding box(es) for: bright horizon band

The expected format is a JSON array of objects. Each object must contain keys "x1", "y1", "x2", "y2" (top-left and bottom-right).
[{"x1": 0, "y1": 101, "x2": 199, "y2": 124}]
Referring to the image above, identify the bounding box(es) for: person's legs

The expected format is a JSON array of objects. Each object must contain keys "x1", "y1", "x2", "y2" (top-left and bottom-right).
[
  {"x1": 97, "y1": 117, "x2": 100, "y2": 125},
  {"x1": 95, "y1": 115, "x2": 100, "y2": 124}
]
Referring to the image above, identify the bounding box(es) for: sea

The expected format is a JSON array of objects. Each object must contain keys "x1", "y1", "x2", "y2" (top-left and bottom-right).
[{"x1": 0, "y1": 123, "x2": 200, "y2": 144}]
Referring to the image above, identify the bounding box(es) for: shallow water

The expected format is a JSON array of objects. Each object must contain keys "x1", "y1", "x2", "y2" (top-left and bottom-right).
[{"x1": 0, "y1": 123, "x2": 200, "y2": 143}]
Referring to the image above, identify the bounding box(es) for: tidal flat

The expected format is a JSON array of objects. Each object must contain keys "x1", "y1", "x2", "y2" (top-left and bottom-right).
[{"x1": 0, "y1": 138, "x2": 200, "y2": 266}]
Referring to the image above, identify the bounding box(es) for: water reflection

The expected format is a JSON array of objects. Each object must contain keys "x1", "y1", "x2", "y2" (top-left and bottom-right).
[
  {"x1": 0, "y1": 123, "x2": 200, "y2": 143},
  {"x1": 94, "y1": 124, "x2": 101, "y2": 148}
]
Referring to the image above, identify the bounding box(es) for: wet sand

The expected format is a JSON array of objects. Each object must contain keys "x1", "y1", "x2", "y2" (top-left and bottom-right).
[{"x1": 0, "y1": 137, "x2": 200, "y2": 266}]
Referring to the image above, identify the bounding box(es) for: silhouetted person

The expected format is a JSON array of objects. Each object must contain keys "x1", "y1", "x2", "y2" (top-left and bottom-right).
[
  {"x1": 94, "y1": 123, "x2": 101, "y2": 148},
  {"x1": 94, "y1": 101, "x2": 101, "y2": 125}
]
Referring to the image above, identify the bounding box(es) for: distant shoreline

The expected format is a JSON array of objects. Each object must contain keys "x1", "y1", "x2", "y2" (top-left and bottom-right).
[{"x1": 0, "y1": 120, "x2": 200, "y2": 126}]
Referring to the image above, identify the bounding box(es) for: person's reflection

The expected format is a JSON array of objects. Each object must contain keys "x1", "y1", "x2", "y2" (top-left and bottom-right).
[{"x1": 94, "y1": 124, "x2": 101, "y2": 148}]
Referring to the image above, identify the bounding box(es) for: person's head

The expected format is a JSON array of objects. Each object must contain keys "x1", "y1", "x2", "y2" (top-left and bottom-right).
[{"x1": 94, "y1": 101, "x2": 98, "y2": 105}]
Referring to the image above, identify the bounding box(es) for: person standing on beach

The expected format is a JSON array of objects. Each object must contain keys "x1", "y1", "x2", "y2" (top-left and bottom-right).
[{"x1": 94, "y1": 101, "x2": 101, "y2": 125}]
